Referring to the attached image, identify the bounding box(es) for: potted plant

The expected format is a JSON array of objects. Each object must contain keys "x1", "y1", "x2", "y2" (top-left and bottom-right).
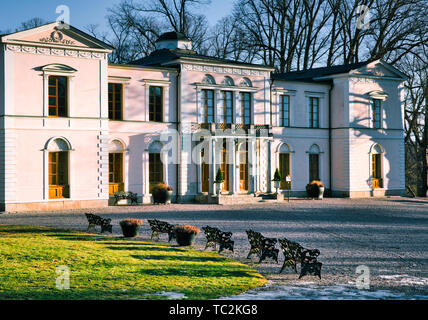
[
  {"x1": 152, "y1": 183, "x2": 173, "y2": 204},
  {"x1": 272, "y1": 169, "x2": 282, "y2": 194},
  {"x1": 306, "y1": 180, "x2": 325, "y2": 200},
  {"x1": 119, "y1": 219, "x2": 143, "y2": 237},
  {"x1": 173, "y1": 225, "x2": 201, "y2": 246},
  {"x1": 214, "y1": 168, "x2": 225, "y2": 195}
]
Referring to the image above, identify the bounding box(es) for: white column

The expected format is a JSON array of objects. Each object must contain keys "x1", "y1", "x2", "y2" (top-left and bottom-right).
[
  {"x1": 68, "y1": 76, "x2": 75, "y2": 118},
  {"x1": 145, "y1": 86, "x2": 150, "y2": 122},
  {"x1": 68, "y1": 150, "x2": 74, "y2": 199},
  {"x1": 124, "y1": 150, "x2": 129, "y2": 192},
  {"x1": 230, "y1": 140, "x2": 236, "y2": 195},
  {"x1": 43, "y1": 150, "x2": 49, "y2": 200},
  {"x1": 43, "y1": 74, "x2": 49, "y2": 118},
  {"x1": 235, "y1": 91, "x2": 241, "y2": 124},
  {"x1": 124, "y1": 85, "x2": 129, "y2": 121},
  {"x1": 162, "y1": 86, "x2": 169, "y2": 123},
  {"x1": 267, "y1": 140, "x2": 273, "y2": 193},
  {"x1": 143, "y1": 150, "x2": 150, "y2": 196},
  {"x1": 210, "y1": 139, "x2": 216, "y2": 195},
  {"x1": 162, "y1": 151, "x2": 169, "y2": 186},
  {"x1": 235, "y1": 144, "x2": 240, "y2": 194}
]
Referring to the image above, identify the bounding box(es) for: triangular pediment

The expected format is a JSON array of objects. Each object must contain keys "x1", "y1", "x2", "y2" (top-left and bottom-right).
[
  {"x1": 0, "y1": 22, "x2": 113, "y2": 52},
  {"x1": 350, "y1": 60, "x2": 408, "y2": 80}
]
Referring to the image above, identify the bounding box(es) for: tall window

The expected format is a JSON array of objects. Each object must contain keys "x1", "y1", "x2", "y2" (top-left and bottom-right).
[
  {"x1": 309, "y1": 97, "x2": 319, "y2": 128},
  {"x1": 149, "y1": 86, "x2": 163, "y2": 122},
  {"x1": 149, "y1": 153, "x2": 164, "y2": 193},
  {"x1": 202, "y1": 89, "x2": 214, "y2": 124},
  {"x1": 241, "y1": 92, "x2": 251, "y2": 125},
  {"x1": 108, "y1": 83, "x2": 123, "y2": 120},
  {"x1": 372, "y1": 99, "x2": 382, "y2": 129},
  {"x1": 223, "y1": 91, "x2": 233, "y2": 124},
  {"x1": 280, "y1": 95, "x2": 290, "y2": 127},
  {"x1": 109, "y1": 153, "x2": 124, "y2": 195},
  {"x1": 49, "y1": 76, "x2": 68, "y2": 117},
  {"x1": 49, "y1": 152, "x2": 69, "y2": 199}
]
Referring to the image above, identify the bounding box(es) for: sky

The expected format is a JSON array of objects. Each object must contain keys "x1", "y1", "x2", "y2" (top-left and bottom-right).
[{"x1": 0, "y1": 0, "x2": 234, "y2": 34}]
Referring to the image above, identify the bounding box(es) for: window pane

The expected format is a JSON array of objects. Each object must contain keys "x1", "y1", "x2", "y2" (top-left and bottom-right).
[{"x1": 149, "y1": 86, "x2": 163, "y2": 122}]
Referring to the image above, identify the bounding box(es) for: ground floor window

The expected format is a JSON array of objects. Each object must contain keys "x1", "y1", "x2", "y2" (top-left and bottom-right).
[
  {"x1": 149, "y1": 153, "x2": 164, "y2": 193},
  {"x1": 109, "y1": 153, "x2": 124, "y2": 195},
  {"x1": 49, "y1": 152, "x2": 69, "y2": 199}
]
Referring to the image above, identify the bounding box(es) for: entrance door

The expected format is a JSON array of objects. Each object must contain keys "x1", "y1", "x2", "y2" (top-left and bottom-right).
[
  {"x1": 239, "y1": 149, "x2": 248, "y2": 192},
  {"x1": 221, "y1": 146, "x2": 229, "y2": 193},
  {"x1": 309, "y1": 154, "x2": 320, "y2": 182},
  {"x1": 279, "y1": 153, "x2": 291, "y2": 190},
  {"x1": 109, "y1": 153, "x2": 124, "y2": 195},
  {"x1": 201, "y1": 150, "x2": 209, "y2": 193},
  {"x1": 49, "y1": 151, "x2": 69, "y2": 199},
  {"x1": 372, "y1": 154, "x2": 383, "y2": 188}
]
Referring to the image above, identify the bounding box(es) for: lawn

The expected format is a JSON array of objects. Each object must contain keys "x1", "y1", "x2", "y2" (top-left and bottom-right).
[{"x1": 0, "y1": 225, "x2": 267, "y2": 300}]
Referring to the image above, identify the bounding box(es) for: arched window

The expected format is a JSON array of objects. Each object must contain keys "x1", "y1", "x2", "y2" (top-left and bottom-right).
[
  {"x1": 371, "y1": 144, "x2": 384, "y2": 188},
  {"x1": 202, "y1": 74, "x2": 216, "y2": 85},
  {"x1": 222, "y1": 76, "x2": 234, "y2": 86},
  {"x1": 109, "y1": 140, "x2": 125, "y2": 195},
  {"x1": 278, "y1": 143, "x2": 292, "y2": 190},
  {"x1": 240, "y1": 77, "x2": 252, "y2": 87},
  {"x1": 148, "y1": 141, "x2": 164, "y2": 193},
  {"x1": 308, "y1": 144, "x2": 321, "y2": 182},
  {"x1": 46, "y1": 138, "x2": 71, "y2": 199}
]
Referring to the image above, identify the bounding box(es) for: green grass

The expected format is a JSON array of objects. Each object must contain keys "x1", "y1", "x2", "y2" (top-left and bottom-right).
[{"x1": 0, "y1": 225, "x2": 266, "y2": 300}]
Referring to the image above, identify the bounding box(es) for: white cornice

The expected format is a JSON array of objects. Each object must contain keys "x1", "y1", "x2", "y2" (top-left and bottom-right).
[
  {"x1": 181, "y1": 62, "x2": 273, "y2": 77},
  {"x1": 3, "y1": 43, "x2": 108, "y2": 60}
]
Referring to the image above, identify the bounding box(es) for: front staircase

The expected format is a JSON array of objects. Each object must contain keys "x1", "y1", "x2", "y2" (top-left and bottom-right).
[{"x1": 195, "y1": 193, "x2": 282, "y2": 205}]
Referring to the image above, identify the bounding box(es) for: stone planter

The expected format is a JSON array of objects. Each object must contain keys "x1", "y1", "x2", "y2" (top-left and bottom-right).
[
  {"x1": 120, "y1": 225, "x2": 140, "y2": 238},
  {"x1": 215, "y1": 182, "x2": 224, "y2": 195},
  {"x1": 175, "y1": 232, "x2": 197, "y2": 246},
  {"x1": 166, "y1": 190, "x2": 173, "y2": 204},
  {"x1": 318, "y1": 187, "x2": 325, "y2": 200}
]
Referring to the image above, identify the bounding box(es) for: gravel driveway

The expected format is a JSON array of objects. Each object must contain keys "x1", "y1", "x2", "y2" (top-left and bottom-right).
[{"x1": 1, "y1": 197, "x2": 427, "y2": 299}]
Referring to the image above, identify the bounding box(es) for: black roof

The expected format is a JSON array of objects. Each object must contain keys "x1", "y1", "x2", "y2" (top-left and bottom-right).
[
  {"x1": 156, "y1": 31, "x2": 190, "y2": 42},
  {"x1": 129, "y1": 48, "x2": 274, "y2": 69},
  {"x1": 272, "y1": 60, "x2": 374, "y2": 82}
]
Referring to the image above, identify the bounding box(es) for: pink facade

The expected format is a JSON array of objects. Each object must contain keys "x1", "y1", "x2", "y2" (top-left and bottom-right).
[{"x1": 0, "y1": 22, "x2": 407, "y2": 212}]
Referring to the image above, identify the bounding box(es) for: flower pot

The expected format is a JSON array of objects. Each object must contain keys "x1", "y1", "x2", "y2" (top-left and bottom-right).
[
  {"x1": 216, "y1": 182, "x2": 223, "y2": 195},
  {"x1": 166, "y1": 190, "x2": 173, "y2": 204},
  {"x1": 175, "y1": 231, "x2": 197, "y2": 246},
  {"x1": 318, "y1": 187, "x2": 325, "y2": 200},
  {"x1": 120, "y1": 225, "x2": 140, "y2": 238}
]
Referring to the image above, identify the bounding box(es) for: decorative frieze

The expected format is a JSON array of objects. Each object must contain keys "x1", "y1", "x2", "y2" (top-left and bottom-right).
[
  {"x1": 182, "y1": 63, "x2": 270, "y2": 77},
  {"x1": 5, "y1": 44, "x2": 107, "y2": 60}
]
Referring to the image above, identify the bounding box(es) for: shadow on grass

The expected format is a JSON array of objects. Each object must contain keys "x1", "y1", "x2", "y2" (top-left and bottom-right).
[
  {"x1": 131, "y1": 254, "x2": 227, "y2": 263},
  {"x1": 137, "y1": 265, "x2": 257, "y2": 278},
  {"x1": 105, "y1": 245, "x2": 187, "y2": 253}
]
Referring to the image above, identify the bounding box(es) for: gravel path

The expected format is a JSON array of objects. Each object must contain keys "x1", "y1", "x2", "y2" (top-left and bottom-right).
[{"x1": 1, "y1": 197, "x2": 427, "y2": 299}]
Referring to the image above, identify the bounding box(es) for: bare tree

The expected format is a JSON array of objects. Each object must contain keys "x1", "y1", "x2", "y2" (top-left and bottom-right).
[{"x1": 17, "y1": 17, "x2": 47, "y2": 31}]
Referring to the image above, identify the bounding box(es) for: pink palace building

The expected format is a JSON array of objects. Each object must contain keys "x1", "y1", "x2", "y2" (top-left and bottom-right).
[{"x1": 0, "y1": 22, "x2": 408, "y2": 212}]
